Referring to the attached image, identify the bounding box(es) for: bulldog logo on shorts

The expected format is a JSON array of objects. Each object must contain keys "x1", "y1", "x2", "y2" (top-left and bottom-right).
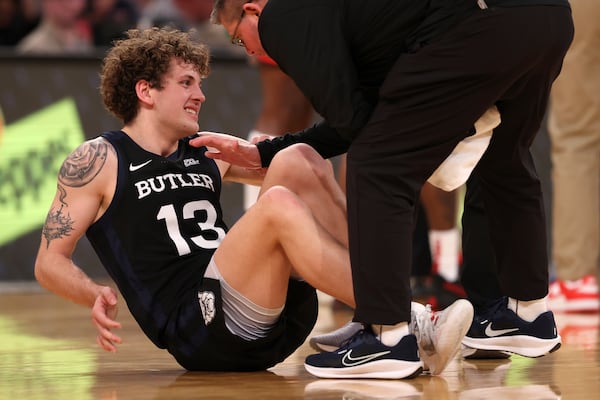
[{"x1": 198, "y1": 291, "x2": 216, "y2": 325}]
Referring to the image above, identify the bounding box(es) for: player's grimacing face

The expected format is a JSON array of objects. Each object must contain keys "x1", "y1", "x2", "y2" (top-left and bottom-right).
[{"x1": 153, "y1": 60, "x2": 206, "y2": 136}]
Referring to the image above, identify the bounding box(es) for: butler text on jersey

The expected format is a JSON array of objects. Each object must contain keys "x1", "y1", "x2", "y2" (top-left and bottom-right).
[{"x1": 135, "y1": 172, "x2": 215, "y2": 199}]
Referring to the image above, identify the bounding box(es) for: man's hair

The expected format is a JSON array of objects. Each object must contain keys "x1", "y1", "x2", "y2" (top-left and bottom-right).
[
  {"x1": 211, "y1": 0, "x2": 249, "y2": 25},
  {"x1": 100, "y1": 27, "x2": 210, "y2": 124}
]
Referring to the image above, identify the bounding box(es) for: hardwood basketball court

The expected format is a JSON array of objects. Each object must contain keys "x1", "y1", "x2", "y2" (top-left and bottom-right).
[{"x1": 0, "y1": 283, "x2": 598, "y2": 399}]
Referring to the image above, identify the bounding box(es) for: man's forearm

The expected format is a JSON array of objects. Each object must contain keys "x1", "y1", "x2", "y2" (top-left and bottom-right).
[
  {"x1": 256, "y1": 122, "x2": 351, "y2": 167},
  {"x1": 35, "y1": 254, "x2": 104, "y2": 308}
]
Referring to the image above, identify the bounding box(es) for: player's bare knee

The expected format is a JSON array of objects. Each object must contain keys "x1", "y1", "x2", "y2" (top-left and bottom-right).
[
  {"x1": 273, "y1": 144, "x2": 332, "y2": 182},
  {"x1": 259, "y1": 185, "x2": 296, "y2": 206},
  {"x1": 258, "y1": 185, "x2": 306, "y2": 221}
]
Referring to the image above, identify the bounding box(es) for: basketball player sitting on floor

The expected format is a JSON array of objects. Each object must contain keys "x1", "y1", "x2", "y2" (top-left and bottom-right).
[{"x1": 34, "y1": 27, "x2": 471, "y2": 376}]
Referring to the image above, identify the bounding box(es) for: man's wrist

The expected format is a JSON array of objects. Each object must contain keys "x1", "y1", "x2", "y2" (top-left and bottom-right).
[{"x1": 256, "y1": 139, "x2": 277, "y2": 167}]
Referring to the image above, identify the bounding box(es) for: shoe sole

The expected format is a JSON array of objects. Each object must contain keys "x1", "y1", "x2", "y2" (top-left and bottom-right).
[
  {"x1": 462, "y1": 347, "x2": 512, "y2": 359},
  {"x1": 304, "y1": 360, "x2": 423, "y2": 379},
  {"x1": 422, "y1": 299, "x2": 474, "y2": 375},
  {"x1": 461, "y1": 334, "x2": 562, "y2": 358}
]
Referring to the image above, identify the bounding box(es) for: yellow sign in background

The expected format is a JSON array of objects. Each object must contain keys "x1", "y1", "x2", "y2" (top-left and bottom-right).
[{"x1": 0, "y1": 98, "x2": 85, "y2": 245}]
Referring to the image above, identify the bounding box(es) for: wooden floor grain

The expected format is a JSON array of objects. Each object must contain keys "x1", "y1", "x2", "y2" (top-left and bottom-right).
[{"x1": 0, "y1": 284, "x2": 598, "y2": 399}]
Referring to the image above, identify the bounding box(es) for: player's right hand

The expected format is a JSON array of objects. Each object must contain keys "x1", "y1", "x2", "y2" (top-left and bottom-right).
[{"x1": 91, "y1": 286, "x2": 122, "y2": 352}]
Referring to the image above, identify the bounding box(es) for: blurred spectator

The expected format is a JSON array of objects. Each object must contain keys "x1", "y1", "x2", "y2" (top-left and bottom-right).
[
  {"x1": 243, "y1": 55, "x2": 316, "y2": 210},
  {"x1": 411, "y1": 183, "x2": 465, "y2": 311},
  {"x1": 16, "y1": 0, "x2": 93, "y2": 54},
  {"x1": 88, "y1": 0, "x2": 139, "y2": 47},
  {"x1": 547, "y1": 0, "x2": 600, "y2": 312},
  {"x1": 138, "y1": 0, "x2": 243, "y2": 55},
  {"x1": 0, "y1": 0, "x2": 39, "y2": 46},
  {"x1": 171, "y1": 0, "x2": 232, "y2": 49},
  {"x1": 137, "y1": 0, "x2": 181, "y2": 30}
]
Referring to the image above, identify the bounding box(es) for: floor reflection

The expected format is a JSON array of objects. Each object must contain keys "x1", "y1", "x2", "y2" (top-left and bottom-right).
[{"x1": 0, "y1": 290, "x2": 598, "y2": 399}]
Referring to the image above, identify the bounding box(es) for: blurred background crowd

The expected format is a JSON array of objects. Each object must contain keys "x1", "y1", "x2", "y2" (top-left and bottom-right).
[{"x1": 0, "y1": 0, "x2": 242, "y2": 55}]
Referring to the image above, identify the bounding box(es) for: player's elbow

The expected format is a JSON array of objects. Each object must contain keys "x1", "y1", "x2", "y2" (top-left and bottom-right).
[{"x1": 34, "y1": 254, "x2": 52, "y2": 289}]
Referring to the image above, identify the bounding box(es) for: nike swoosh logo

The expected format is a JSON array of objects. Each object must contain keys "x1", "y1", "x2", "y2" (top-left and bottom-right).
[
  {"x1": 341, "y1": 349, "x2": 390, "y2": 367},
  {"x1": 129, "y1": 160, "x2": 152, "y2": 172},
  {"x1": 485, "y1": 323, "x2": 519, "y2": 337}
]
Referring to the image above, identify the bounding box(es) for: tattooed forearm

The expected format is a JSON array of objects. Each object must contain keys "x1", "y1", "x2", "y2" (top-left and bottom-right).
[
  {"x1": 57, "y1": 184, "x2": 67, "y2": 206},
  {"x1": 59, "y1": 140, "x2": 108, "y2": 187},
  {"x1": 42, "y1": 204, "x2": 75, "y2": 248}
]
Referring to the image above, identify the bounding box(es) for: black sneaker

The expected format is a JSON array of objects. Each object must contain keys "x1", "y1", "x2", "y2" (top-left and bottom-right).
[
  {"x1": 461, "y1": 297, "x2": 562, "y2": 358},
  {"x1": 304, "y1": 328, "x2": 423, "y2": 379}
]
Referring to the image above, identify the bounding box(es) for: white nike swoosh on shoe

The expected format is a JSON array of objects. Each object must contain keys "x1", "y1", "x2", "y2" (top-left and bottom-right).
[
  {"x1": 129, "y1": 160, "x2": 152, "y2": 171},
  {"x1": 485, "y1": 324, "x2": 519, "y2": 337},
  {"x1": 341, "y1": 349, "x2": 391, "y2": 367}
]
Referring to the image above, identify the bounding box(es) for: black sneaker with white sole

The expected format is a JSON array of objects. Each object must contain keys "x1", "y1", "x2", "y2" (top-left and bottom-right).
[
  {"x1": 304, "y1": 328, "x2": 423, "y2": 379},
  {"x1": 309, "y1": 299, "x2": 473, "y2": 375},
  {"x1": 461, "y1": 297, "x2": 562, "y2": 358}
]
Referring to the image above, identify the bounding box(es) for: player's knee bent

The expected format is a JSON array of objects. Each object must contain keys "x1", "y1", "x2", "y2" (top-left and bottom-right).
[
  {"x1": 272, "y1": 144, "x2": 332, "y2": 182},
  {"x1": 259, "y1": 185, "x2": 299, "y2": 206},
  {"x1": 258, "y1": 185, "x2": 307, "y2": 223}
]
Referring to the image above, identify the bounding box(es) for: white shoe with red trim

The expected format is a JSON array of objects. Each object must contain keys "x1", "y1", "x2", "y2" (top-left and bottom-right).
[{"x1": 548, "y1": 275, "x2": 599, "y2": 312}]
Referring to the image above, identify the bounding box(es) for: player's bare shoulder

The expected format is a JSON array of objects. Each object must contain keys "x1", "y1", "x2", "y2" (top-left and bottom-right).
[{"x1": 58, "y1": 137, "x2": 116, "y2": 188}]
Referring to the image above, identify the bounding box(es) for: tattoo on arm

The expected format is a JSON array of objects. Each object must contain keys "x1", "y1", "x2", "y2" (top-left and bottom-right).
[
  {"x1": 57, "y1": 184, "x2": 67, "y2": 206},
  {"x1": 42, "y1": 185, "x2": 74, "y2": 248},
  {"x1": 59, "y1": 140, "x2": 108, "y2": 187}
]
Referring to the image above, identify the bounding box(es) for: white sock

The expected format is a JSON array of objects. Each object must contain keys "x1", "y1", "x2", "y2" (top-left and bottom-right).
[
  {"x1": 507, "y1": 297, "x2": 548, "y2": 322},
  {"x1": 243, "y1": 130, "x2": 272, "y2": 211},
  {"x1": 243, "y1": 183, "x2": 261, "y2": 211},
  {"x1": 371, "y1": 322, "x2": 409, "y2": 347},
  {"x1": 429, "y1": 228, "x2": 460, "y2": 282}
]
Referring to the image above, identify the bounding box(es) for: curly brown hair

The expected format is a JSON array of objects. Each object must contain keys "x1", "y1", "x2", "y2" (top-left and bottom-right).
[{"x1": 100, "y1": 27, "x2": 210, "y2": 124}]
